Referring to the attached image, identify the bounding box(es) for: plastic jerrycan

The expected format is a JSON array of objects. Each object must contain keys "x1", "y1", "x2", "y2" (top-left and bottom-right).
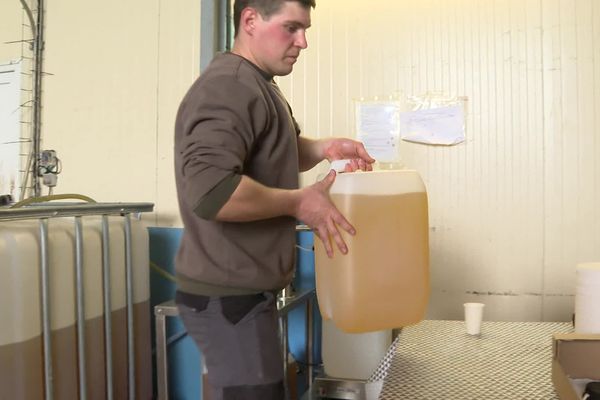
[{"x1": 314, "y1": 168, "x2": 430, "y2": 333}]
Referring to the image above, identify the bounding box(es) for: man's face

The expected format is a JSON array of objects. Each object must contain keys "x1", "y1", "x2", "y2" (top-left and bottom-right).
[{"x1": 250, "y1": 2, "x2": 311, "y2": 76}]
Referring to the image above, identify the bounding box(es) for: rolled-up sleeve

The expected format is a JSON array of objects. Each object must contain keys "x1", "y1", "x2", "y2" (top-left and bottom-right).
[{"x1": 175, "y1": 75, "x2": 269, "y2": 219}]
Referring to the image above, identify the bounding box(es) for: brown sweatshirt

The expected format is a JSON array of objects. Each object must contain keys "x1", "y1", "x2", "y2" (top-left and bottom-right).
[{"x1": 174, "y1": 52, "x2": 300, "y2": 296}]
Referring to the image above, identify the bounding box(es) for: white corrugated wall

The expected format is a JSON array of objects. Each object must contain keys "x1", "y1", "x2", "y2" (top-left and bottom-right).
[
  {"x1": 40, "y1": 0, "x2": 200, "y2": 226},
  {"x1": 278, "y1": 0, "x2": 600, "y2": 322}
]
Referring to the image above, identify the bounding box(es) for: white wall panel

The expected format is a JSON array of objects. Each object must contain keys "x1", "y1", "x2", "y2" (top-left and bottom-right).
[
  {"x1": 155, "y1": 1, "x2": 201, "y2": 226},
  {"x1": 39, "y1": 0, "x2": 199, "y2": 226},
  {"x1": 542, "y1": 0, "x2": 600, "y2": 319},
  {"x1": 43, "y1": 0, "x2": 160, "y2": 209},
  {"x1": 280, "y1": 0, "x2": 600, "y2": 322}
]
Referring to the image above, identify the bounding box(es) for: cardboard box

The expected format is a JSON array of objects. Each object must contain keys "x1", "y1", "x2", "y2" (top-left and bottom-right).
[{"x1": 552, "y1": 333, "x2": 600, "y2": 399}]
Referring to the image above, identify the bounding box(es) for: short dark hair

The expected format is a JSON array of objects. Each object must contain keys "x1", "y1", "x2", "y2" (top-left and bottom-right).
[{"x1": 233, "y1": 0, "x2": 316, "y2": 37}]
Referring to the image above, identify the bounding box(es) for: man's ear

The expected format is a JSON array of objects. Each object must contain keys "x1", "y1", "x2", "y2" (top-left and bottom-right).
[{"x1": 239, "y1": 7, "x2": 259, "y2": 35}]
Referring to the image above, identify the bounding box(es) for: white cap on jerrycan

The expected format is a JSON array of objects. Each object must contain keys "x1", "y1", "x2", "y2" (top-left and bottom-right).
[
  {"x1": 329, "y1": 159, "x2": 352, "y2": 173},
  {"x1": 315, "y1": 165, "x2": 430, "y2": 333}
]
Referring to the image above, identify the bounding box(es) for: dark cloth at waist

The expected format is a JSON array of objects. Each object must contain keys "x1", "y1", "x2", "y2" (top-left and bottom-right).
[{"x1": 176, "y1": 271, "x2": 282, "y2": 296}]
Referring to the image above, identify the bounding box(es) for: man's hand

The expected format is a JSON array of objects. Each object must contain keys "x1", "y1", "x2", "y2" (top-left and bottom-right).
[
  {"x1": 294, "y1": 170, "x2": 354, "y2": 258},
  {"x1": 321, "y1": 138, "x2": 375, "y2": 171},
  {"x1": 297, "y1": 136, "x2": 375, "y2": 172}
]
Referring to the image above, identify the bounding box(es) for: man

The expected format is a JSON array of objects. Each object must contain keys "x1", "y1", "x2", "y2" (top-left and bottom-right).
[{"x1": 173, "y1": 0, "x2": 375, "y2": 399}]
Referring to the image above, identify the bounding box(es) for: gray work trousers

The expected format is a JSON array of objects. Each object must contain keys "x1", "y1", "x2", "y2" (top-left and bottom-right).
[{"x1": 176, "y1": 291, "x2": 285, "y2": 400}]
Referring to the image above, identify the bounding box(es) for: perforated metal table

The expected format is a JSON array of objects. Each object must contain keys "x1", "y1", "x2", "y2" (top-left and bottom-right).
[{"x1": 303, "y1": 320, "x2": 573, "y2": 399}]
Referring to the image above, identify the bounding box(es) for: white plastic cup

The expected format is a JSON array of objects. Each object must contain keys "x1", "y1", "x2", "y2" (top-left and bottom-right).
[{"x1": 464, "y1": 303, "x2": 485, "y2": 335}]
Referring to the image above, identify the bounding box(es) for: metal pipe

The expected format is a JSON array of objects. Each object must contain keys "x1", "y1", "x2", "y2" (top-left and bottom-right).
[
  {"x1": 155, "y1": 310, "x2": 168, "y2": 400},
  {"x1": 74, "y1": 216, "x2": 87, "y2": 399},
  {"x1": 16, "y1": 0, "x2": 36, "y2": 201},
  {"x1": 281, "y1": 316, "x2": 289, "y2": 400},
  {"x1": 225, "y1": 0, "x2": 233, "y2": 51},
  {"x1": 0, "y1": 202, "x2": 154, "y2": 221},
  {"x1": 39, "y1": 218, "x2": 53, "y2": 400},
  {"x1": 18, "y1": 0, "x2": 36, "y2": 40},
  {"x1": 200, "y1": 0, "x2": 220, "y2": 73},
  {"x1": 19, "y1": 147, "x2": 34, "y2": 201},
  {"x1": 307, "y1": 295, "x2": 314, "y2": 389},
  {"x1": 124, "y1": 214, "x2": 135, "y2": 399},
  {"x1": 218, "y1": 0, "x2": 232, "y2": 51},
  {"x1": 101, "y1": 216, "x2": 114, "y2": 400},
  {"x1": 32, "y1": 0, "x2": 45, "y2": 197}
]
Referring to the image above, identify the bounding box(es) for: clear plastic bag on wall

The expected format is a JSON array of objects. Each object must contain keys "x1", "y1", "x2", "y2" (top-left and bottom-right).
[{"x1": 399, "y1": 92, "x2": 468, "y2": 146}]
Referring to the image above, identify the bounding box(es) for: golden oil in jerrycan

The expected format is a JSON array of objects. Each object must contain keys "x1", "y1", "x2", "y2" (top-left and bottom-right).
[{"x1": 314, "y1": 169, "x2": 430, "y2": 333}]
